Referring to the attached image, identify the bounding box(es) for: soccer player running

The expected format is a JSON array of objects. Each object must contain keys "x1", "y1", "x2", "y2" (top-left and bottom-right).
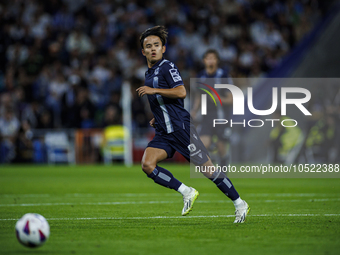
[
  {"x1": 192, "y1": 49, "x2": 233, "y2": 167},
  {"x1": 136, "y1": 26, "x2": 249, "y2": 223}
]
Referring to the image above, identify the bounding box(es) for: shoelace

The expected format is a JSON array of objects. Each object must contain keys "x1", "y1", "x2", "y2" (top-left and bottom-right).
[
  {"x1": 235, "y1": 205, "x2": 246, "y2": 217},
  {"x1": 183, "y1": 195, "x2": 191, "y2": 203},
  {"x1": 183, "y1": 189, "x2": 193, "y2": 203}
]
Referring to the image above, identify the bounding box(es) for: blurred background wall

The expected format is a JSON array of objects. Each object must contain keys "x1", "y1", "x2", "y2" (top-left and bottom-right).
[{"x1": 0, "y1": 0, "x2": 339, "y2": 165}]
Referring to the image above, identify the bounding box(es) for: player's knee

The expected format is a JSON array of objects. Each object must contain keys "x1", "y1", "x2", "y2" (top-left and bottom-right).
[{"x1": 141, "y1": 159, "x2": 156, "y2": 175}]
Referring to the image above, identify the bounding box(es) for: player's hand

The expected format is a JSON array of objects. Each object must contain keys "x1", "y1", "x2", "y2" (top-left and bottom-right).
[
  {"x1": 136, "y1": 86, "x2": 155, "y2": 97},
  {"x1": 149, "y1": 118, "x2": 155, "y2": 128}
]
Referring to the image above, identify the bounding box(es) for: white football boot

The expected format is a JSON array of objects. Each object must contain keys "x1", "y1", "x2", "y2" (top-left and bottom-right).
[
  {"x1": 234, "y1": 200, "x2": 250, "y2": 223},
  {"x1": 181, "y1": 188, "x2": 199, "y2": 216}
]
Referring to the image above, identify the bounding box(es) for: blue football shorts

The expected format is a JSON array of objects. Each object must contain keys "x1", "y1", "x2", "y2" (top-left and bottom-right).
[{"x1": 147, "y1": 123, "x2": 210, "y2": 166}]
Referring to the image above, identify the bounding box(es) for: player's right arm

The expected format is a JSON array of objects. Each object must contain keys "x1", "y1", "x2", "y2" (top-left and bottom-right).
[
  {"x1": 221, "y1": 92, "x2": 233, "y2": 104},
  {"x1": 136, "y1": 85, "x2": 186, "y2": 99}
]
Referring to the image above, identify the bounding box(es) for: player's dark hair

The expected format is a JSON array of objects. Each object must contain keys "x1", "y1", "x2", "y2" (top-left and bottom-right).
[
  {"x1": 140, "y1": 26, "x2": 168, "y2": 49},
  {"x1": 203, "y1": 49, "x2": 220, "y2": 61}
]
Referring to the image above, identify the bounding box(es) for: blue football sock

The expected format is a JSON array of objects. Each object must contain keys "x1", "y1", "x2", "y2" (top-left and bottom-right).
[
  {"x1": 147, "y1": 166, "x2": 182, "y2": 191},
  {"x1": 209, "y1": 170, "x2": 239, "y2": 200}
]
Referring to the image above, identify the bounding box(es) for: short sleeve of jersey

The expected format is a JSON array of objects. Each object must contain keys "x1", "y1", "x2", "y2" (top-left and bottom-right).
[{"x1": 161, "y1": 62, "x2": 184, "y2": 88}]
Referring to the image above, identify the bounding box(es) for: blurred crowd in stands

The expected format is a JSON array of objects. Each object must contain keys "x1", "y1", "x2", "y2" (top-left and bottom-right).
[{"x1": 0, "y1": 0, "x2": 331, "y2": 162}]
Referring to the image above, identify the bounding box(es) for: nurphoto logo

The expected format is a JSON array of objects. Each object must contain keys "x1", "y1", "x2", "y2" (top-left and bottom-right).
[{"x1": 199, "y1": 83, "x2": 312, "y2": 128}]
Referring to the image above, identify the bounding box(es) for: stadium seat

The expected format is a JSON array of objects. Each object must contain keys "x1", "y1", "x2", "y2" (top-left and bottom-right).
[{"x1": 45, "y1": 132, "x2": 75, "y2": 164}]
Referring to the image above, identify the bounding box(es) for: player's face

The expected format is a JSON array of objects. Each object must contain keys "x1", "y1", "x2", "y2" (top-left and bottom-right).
[
  {"x1": 142, "y1": 35, "x2": 166, "y2": 66},
  {"x1": 203, "y1": 53, "x2": 218, "y2": 69}
]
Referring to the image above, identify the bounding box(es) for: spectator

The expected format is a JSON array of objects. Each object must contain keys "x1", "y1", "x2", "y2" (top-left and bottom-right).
[
  {"x1": 15, "y1": 120, "x2": 34, "y2": 163},
  {"x1": 0, "y1": 108, "x2": 20, "y2": 162},
  {"x1": 88, "y1": 56, "x2": 112, "y2": 109},
  {"x1": 21, "y1": 100, "x2": 45, "y2": 129},
  {"x1": 80, "y1": 107, "x2": 96, "y2": 129},
  {"x1": 220, "y1": 37, "x2": 238, "y2": 65},
  {"x1": 52, "y1": 4, "x2": 75, "y2": 32},
  {"x1": 29, "y1": 6, "x2": 51, "y2": 39},
  {"x1": 238, "y1": 42, "x2": 256, "y2": 73},
  {"x1": 102, "y1": 105, "x2": 121, "y2": 127},
  {"x1": 61, "y1": 74, "x2": 81, "y2": 127},
  {"x1": 6, "y1": 42, "x2": 29, "y2": 66},
  {"x1": 73, "y1": 87, "x2": 95, "y2": 128},
  {"x1": 65, "y1": 27, "x2": 94, "y2": 55},
  {"x1": 37, "y1": 110, "x2": 54, "y2": 129},
  {"x1": 46, "y1": 71, "x2": 69, "y2": 127}
]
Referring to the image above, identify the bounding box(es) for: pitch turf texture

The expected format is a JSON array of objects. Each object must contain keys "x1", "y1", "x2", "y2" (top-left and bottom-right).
[{"x1": 0, "y1": 164, "x2": 339, "y2": 255}]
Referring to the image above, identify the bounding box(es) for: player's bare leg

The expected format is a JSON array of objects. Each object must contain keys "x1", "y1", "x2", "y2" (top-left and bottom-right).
[
  {"x1": 217, "y1": 140, "x2": 229, "y2": 167},
  {"x1": 200, "y1": 135, "x2": 211, "y2": 150},
  {"x1": 201, "y1": 136, "x2": 229, "y2": 168},
  {"x1": 141, "y1": 147, "x2": 168, "y2": 175},
  {"x1": 141, "y1": 147, "x2": 199, "y2": 216}
]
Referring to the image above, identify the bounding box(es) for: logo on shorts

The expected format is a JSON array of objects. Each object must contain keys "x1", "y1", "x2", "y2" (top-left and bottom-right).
[{"x1": 188, "y1": 143, "x2": 196, "y2": 152}]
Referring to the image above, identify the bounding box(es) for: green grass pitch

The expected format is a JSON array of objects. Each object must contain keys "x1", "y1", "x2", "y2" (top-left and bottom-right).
[{"x1": 0, "y1": 164, "x2": 339, "y2": 255}]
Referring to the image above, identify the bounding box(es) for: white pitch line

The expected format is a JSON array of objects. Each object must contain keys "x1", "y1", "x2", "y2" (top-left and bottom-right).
[
  {"x1": 0, "y1": 194, "x2": 51, "y2": 198},
  {"x1": 0, "y1": 193, "x2": 337, "y2": 198},
  {"x1": 247, "y1": 193, "x2": 321, "y2": 197},
  {"x1": 0, "y1": 201, "x2": 175, "y2": 207},
  {"x1": 0, "y1": 198, "x2": 340, "y2": 207},
  {"x1": 0, "y1": 193, "x2": 178, "y2": 198},
  {"x1": 262, "y1": 198, "x2": 340, "y2": 202},
  {"x1": 1, "y1": 214, "x2": 340, "y2": 221}
]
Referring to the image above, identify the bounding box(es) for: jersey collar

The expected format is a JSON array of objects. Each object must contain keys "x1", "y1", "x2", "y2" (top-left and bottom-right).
[
  {"x1": 204, "y1": 68, "x2": 222, "y2": 77},
  {"x1": 148, "y1": 57, "x2": 165, "y2": 70}
]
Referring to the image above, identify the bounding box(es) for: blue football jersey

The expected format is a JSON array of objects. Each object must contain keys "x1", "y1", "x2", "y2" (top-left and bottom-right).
[
  {"x1": 197, "y1": 68, "x2": 233, "y2": 119},
  {"x1": 144, "y1": 58, "x2": 190, "y2": 134},
  {"x1": 197, "y1": 68, "x2": 233, "y2": 93}
]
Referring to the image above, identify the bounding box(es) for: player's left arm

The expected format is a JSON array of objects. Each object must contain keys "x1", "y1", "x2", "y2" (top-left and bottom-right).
[
  {"x1": 220, "y1": 75, "x2": 233, "y2": 104},
  {"x1": 220, "y1": 92, "x2": 233, "y2": 104},
  {"x1": 136, "y1": 85, "x2": 186, "y2": 99}
]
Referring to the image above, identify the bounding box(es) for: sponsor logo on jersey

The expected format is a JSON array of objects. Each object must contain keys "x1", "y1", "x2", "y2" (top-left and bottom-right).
[{"x1": 169, "y1": 68, "x2": 182, "y2": 82}]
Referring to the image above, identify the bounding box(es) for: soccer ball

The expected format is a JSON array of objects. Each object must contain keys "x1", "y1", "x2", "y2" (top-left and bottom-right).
[{"x1": 15, "y1": 213, "x2": 50, "y2": 248}]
